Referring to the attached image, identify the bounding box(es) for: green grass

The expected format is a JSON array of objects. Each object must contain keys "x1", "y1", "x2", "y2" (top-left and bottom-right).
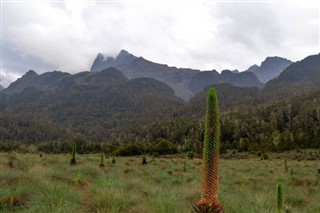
[{"x1": 0, "y1": 152, "x2": 319, "y2": 212}]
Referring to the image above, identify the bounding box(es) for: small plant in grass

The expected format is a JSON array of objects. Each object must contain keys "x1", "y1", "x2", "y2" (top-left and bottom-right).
[
  {"x1": 72, "y1": 171, "x2": 88, "y2": 186},
  {"x1": 70, "y1": 141, "x2": 77, "y2": 165},
  {"x1": 290, "y1": 168, "x2": 294, "y2": 175},
  {"x1": 262, "y1": 153, "x2": 269, "y2": 160},
  {"x1": 183, "y1": 161, "x2": 187, "y2": 172},
  {"x1": 192, "y1": 88, "x2": 223, "y2": 213},
  {"x1": 99, "y1": 152, "x2": 105, "y2": 167},
  {"x1": 6, "y1": 153, "x2": 17, "y2": 168},
  {"x1": 112, "y1": 154, "x2": 116, "y2": 164},
  {"x1": 142, "y1": 156, "x2": 147, "y2": 166},
  {"x1": 276, "y1": 180, "x2": 284, "y2": 213},
  {"x1": 187, "y1": 151, "x2": 195, "y2": 160},
  {"x1": 284, "y1": 157, "x2": 288, "y2": 173}
]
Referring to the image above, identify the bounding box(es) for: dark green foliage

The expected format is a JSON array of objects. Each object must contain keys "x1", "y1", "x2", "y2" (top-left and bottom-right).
[
  {"x1": 99, "y1": 152, "x2": 105, "y2": 167},
  {"x1": 36, "y1": 140, "x2": 113, "y2": 154},
  {"x1": 114, "y1": 142, "x2": 145, "y2": 156},
  {"x1": 276, "y1": 180, "x2": 284, "y2": 213},
  {"x1": 0, "y1": 113, "x2": 68, "y2": 144},
  {"x1": 149, "y1": 138, "x2": 178, "y2": 155},
  {"x1": 70, "y1": 141, "x2": 77, "y2": 165},
  {"x1": 152, "y1": 152, "x2": 160, "y2": 158},
  {"x1": 0, "y1": 69, "x2": 183, "y2": 143},
  {"x1": 1, "y1": 65, "x2": 320, "y2": 154},
  {"x1": 187, "y1": 151, "x2": 195, "y2": 159}
]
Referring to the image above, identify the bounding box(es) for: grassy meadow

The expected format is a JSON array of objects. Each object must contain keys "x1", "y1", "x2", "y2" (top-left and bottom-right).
[{"x1": 0, "y1": 151, "x2": 319, "y2": 213}]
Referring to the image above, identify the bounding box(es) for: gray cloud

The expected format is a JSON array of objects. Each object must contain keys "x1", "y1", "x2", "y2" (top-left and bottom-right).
[{"x1": 1, "y1": 1, "x2": 319, "y2": 87}]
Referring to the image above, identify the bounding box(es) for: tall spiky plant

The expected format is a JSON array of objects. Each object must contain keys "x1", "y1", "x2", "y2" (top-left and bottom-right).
[
  {"x1": 276, "y1": 180, "x2": 284, "y2": 213},
  {"x1": 70, "y1": 141, "x2": 77, "y2": 165},
  {"x1": 193, "y1": 88, "x2": 223, "y2": 213},
  {"x1": 99, "y1": 152, "x2": 105, "y2": 167}
]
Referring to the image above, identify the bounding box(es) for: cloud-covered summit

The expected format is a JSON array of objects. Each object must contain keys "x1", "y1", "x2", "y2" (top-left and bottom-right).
[{"x1": 1, "y1": 1, "x2": 319, "y2": 86}]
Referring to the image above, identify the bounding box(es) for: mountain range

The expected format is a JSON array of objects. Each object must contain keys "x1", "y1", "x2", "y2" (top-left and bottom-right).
[
  {"x1": 1, "y1": 67, "x2": 183, "y2": 142},
  {"x1": 90, "y1": 50, "x2": 276, "y2": 100},
  {"x1": 1, "y1": 51, "x2": 319, "y2": 144},
  {"x1": 4, "y1": 49, "x2": 295, "y2": 101},
  {"x1": 3, "y1": 51, "x2": 319, "y2": 102}
]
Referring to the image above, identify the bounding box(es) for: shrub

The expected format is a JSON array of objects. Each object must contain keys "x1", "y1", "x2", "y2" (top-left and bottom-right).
[
  {"x1": 149, "y1": 138, "x2": 178, "y2": 155},
  {"x1": 114, "y1": 142, "x2": 145, "y2": 156}
]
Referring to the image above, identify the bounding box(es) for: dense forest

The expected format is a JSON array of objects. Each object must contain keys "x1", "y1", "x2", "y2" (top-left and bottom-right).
[{"x1": 1, "y1": 84, "x2": 319, "y2": 155}]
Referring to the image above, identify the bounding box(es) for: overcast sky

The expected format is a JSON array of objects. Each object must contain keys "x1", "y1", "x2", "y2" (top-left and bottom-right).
[{"x1": 1, "y1": 0, "x2": 319, "y2": 87}]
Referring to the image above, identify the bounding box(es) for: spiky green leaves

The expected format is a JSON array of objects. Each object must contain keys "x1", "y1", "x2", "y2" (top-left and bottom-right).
[
  {"x1": 276, "y1": 180, "x2": 284, "y2": 213},
  {"x1": 198, "y1": 88, "x2": 223, "y2": 212}
]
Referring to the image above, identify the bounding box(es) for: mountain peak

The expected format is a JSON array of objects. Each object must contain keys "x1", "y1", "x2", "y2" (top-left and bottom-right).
[
  {"x1": 245, "y1": 56, "x2": 292, "y2": 83},
  {"x1": 260, "y1": 56, "x2": 292, "y2": 69},
  {"x1": 246, "y1": 64, "x2": 259, "y2": 73},
  {"x1": 267, "y1": 53, "x2": 320, "y2": 86},
  {"x1": 25, "y1": 70, "x2": 38, "y2": 77},
  {"x1": 90, "y1": 50, "x2": 138, "y2": 72},
  {"x1": 96, "y1": 53, "x2": 104, "y2": 60},
  {"x1": 4, "y1": 70, "x2": 39, "y2": 94},
  {"x1": 113, "y1": 49, "x2": 137, "y2": 66},
  {"x1": 118, "y1": 49, "x2": 130, "y2": 56}
]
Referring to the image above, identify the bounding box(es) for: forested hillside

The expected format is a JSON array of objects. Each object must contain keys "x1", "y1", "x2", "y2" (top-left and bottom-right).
[{"x1": 0, "y1": 53, "x2": 319, "y2": 154}]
